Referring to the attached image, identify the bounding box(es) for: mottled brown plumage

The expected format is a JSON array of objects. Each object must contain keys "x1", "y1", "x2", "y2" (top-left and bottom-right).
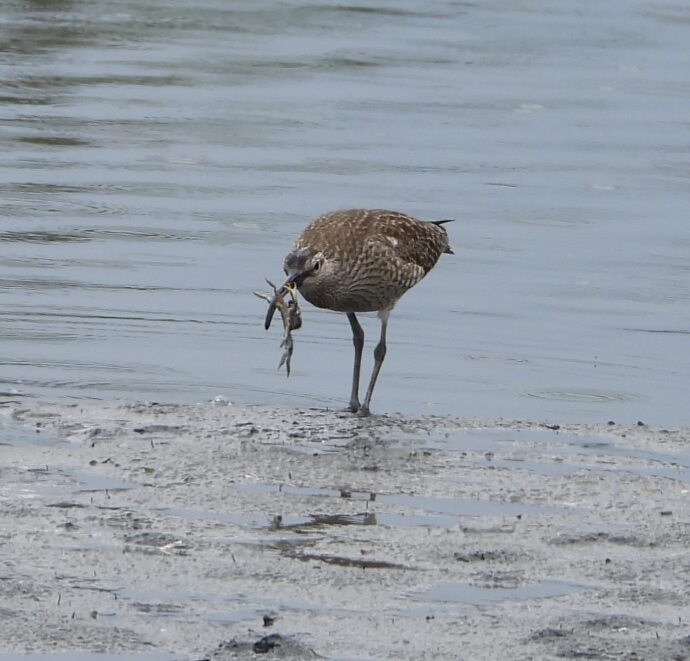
[{"x1": 265, "y1": 209, "x2": 453, "y2": 416}]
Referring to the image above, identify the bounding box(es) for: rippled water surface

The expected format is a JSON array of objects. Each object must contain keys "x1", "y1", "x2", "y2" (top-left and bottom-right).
[{"x1": 1, "y1": 0, "x2": 689, "y2": 425}]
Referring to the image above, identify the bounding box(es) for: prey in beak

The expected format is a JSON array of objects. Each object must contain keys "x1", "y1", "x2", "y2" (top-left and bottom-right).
[
  {"x1": 258, "y1": 247, "x2": 320, "y2": 376},
  {"x1": 264, "y1": 248, "x2": 317, "y2": 330},
  {"x1": 264, "y1": 270, "x2": 302, "y2": 330},
  {"x1": 255, "y1": 278, "x2": 302, "y2": 376}
]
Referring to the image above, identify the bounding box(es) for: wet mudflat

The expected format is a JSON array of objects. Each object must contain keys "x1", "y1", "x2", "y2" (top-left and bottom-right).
[{"x1": 2, "y1": 401, "x2": 689, "y2": 660}]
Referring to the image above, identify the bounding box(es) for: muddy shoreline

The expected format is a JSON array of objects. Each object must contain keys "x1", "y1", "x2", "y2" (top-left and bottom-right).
[{"x1": 2, "y1": 401, "x2": 689, "y2": 660}]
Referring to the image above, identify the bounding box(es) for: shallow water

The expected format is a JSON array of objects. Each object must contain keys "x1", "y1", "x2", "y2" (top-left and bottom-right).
[
  {"x1": 411, "y1": 578, "x2": 586, "y2": 609},
  {"x1": 1, "y1": 0, "x2": 689, "y2": 425}
]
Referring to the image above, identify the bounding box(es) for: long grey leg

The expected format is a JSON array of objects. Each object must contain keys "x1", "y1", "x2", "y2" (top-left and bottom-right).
[
  {"x1": 359, "y1": 311, "x2": 389, "y2": 417},
  {"x1": 346, "y1": 312, "x2": 364, "y2": 412}
]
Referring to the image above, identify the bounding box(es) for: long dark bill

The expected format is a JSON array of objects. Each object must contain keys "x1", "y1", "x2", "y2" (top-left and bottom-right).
[{"x1": 264, "y1": 272, "x2": 301, "y2": 330}]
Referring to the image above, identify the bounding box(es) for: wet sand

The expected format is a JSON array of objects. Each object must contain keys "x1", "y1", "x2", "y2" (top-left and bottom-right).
[{"x1": 2, "y1": 401, "x2": 689, "y2": 660}]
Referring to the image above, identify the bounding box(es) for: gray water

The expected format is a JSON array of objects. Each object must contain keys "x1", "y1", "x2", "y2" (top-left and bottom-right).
[{"x1": 1, "y1": 1, "x2": 688, "y2": 426}]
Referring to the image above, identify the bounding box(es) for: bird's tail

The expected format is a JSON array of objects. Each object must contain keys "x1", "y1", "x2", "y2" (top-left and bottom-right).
[{"x1": 431, "y1": 219, "x2": 455, "y2": 254}]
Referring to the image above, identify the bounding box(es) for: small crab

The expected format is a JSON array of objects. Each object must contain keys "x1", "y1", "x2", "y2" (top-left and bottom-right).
[{"x1": 255, "y1": 279, "x2": 302, "y2": 376}]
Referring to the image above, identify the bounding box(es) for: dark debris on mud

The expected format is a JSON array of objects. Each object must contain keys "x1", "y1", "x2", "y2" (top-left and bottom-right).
[{"x1": 201, "y1": 633, "x2": 321, "y2": 660}]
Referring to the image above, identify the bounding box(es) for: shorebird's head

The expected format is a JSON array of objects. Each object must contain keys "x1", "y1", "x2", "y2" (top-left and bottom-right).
[
  {"x1": 264, "y1": 248, "x2": 326, "y2": 330},
  {"x1": 283, "y1": 248, "x2": 326, "y2": 287}
]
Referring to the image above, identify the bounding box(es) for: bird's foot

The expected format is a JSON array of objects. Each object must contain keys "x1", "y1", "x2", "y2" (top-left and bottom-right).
[
  {"x1": 344, "y1": 400, "x2": 372, "y2": 417},
  {"x1": 356, "y1": 404, "x2": 371, "y2": 418}
]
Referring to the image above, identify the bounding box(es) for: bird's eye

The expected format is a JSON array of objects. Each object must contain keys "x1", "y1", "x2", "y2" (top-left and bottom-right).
[{"x1": 313, "y1": 260, "x2": 321, "y2": 271}]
